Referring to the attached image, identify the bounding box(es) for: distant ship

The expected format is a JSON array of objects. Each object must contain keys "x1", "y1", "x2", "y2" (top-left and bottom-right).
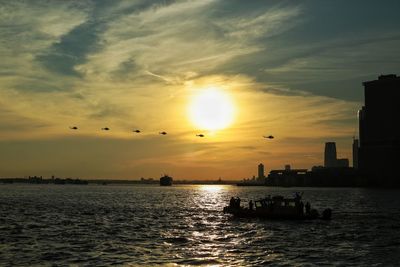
[{"x1": 160, "y1": 175, "x2": 173, "y2": 186}]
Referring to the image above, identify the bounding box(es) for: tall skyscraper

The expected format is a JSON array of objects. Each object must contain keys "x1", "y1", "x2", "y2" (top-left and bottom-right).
[
  {"x1": 352, "y1": 138, "x2": 359, "y2": 169},
  {"x1": 324, "y1": 142, "x2": 337, "y2": 168},
  {"x1": 258, "y1": 163, "x2": 265, "y2": 179},
  {"x1": 359, "y1": 74, "x2": 400, "y2": 184}
]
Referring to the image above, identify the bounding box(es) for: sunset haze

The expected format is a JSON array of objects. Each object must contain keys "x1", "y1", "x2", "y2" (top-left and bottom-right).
[{"x1": 1, "y1": 0, "x2": 400, "y2": 180}]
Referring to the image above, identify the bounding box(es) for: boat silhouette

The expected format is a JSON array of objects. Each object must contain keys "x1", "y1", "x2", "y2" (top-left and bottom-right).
[
  {"x1": 160, "y1": 175, "x2": 173, "y2": 186},
  {"x1": 223, "y1": 194, "x2": 332, "y2": 220}
]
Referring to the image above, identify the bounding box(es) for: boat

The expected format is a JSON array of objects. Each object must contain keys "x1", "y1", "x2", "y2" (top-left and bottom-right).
[
  {"x1": 223, "y1": 194, "x2": 332, "y2": 220},
  {"x1": 160, "y1": 175, "x2": 173, "y2": 186}
]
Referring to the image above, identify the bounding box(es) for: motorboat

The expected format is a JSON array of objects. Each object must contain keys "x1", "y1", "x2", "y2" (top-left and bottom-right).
[{"x1": 223, "y1": 194, "x2": 332, "y2": 220}]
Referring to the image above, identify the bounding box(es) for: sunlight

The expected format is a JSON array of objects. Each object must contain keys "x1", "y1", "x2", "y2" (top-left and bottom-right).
[
  {"x1": 198, "y1": 184, "x2": 225, "y2": 193},
  {"x1": 188, "y1": 87, "x2": 235, "y2": 131}
]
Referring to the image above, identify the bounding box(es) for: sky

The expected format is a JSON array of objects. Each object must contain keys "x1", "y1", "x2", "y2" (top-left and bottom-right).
[{"x1": 1, "y1": 0, "x2": 400, "y2": 180}]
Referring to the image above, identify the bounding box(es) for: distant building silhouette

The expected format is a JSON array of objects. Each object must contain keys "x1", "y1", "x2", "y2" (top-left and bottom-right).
[
  {"x1": 266, "y1": 165, "x2": 308, "y2": 187},
  {"x1": 324, "y1": 142, "x2": 337, "y2": 167},
  {"x1": 265, "y1": 163, "x2": 358, "y2": 187},
  {"x1": 336, "y1": 158, "x2": 349, "y2": 168},
  {"x1": 324, "y1": 142, "x2": 349, "y2": 168},
  {"x1": 237, "y1": 163, "x2": 267, "y2": 186},
  {"x1": 258, "y1": 163, "x2": 265, "y2": 180},
  {"x1": 359, "y1": 74, "x2": 400, "y2": 185},
  {"x1": 352, "y1": 138, "x2": 359, "y2": 169}
]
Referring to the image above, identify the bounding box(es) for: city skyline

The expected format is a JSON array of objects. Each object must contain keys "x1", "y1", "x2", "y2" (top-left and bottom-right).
[{"x1": 1, "y1": 1, "x2": 400, "y2": 179}]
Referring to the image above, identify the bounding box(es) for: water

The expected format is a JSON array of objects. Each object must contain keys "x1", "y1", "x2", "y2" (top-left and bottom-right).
[{"x1": 1, "y1": 184, "x2": 400, "y2": 266}]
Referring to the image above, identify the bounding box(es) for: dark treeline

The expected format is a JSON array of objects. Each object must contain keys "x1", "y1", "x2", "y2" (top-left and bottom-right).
[
  {"x1": 0, "y1": 177, "x2": 237, "y2": 185},
  {"x1": 0, "y1": 176, "x2": 88, "y2": 185}
]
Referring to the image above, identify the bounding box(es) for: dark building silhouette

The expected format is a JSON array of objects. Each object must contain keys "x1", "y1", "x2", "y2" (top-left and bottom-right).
[
  {"x1": 265, "y1": 163, "x2": 359, "y2": 187},
  {"x1": 266, "y1": 165, "x2": 308, "y2": 187},
  {"x1": 237, "y1": 163, "x2": 266, "y2": 186},
  {"x1": 336, "y1": 158, "x2": 349, "y2": 168},
  {"x1": 324, "y1": 142, "x2": 337, "y2": 167},
  {"x1": 324, "y1": 142, "x2": 349, "y2": 168},
  {"x1": 359, "y1": 74, "x2": 400, "y2": 185},
  {"x1": 352, "y1": 138, "x2": 359, "y2": 169},
  {"x1": 258, "y1": 163, "x2": 265, "y2": 180}
]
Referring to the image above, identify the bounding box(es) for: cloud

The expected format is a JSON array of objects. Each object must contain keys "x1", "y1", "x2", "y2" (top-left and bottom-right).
[
  {"x1": 218, "y1": 4, "x2": 301, "y2": 39},
  {"x1": 0, "y1": 0, "x2": 94, "y2": 106},
  {"x1": 1, "y1": 0, "x2": 398, "y2": 178},
  {"x1": 0, "y1": 106, "x2": 49, "y2": 132},
  {"x1": 257, "y1": 32, "x2": 400, "y2": 101},
  {"x1": 77, "y1": 0, "x2": 301, "y2": 82},
  {"x1": 36, "y1": 21, "x2": 102, "y2": 76},
  {"x1": 259, "y1": 86, "x2": 310, "y2": 97}
]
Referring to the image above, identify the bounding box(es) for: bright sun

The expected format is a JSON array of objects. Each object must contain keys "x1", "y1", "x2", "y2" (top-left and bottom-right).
[{"x1": 188, "y1": 88, "x2": 235, "y2": 131}]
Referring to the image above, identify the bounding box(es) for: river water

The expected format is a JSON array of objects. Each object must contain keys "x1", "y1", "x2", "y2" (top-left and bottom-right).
[{"x1": 0, "y1": 184, "x2": 399, "y2": 266}]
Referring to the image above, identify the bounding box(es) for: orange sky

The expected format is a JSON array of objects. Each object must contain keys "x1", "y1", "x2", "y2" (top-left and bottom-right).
[{"x1": 1, "y1": 1, "x2": 399, "y2": 179}]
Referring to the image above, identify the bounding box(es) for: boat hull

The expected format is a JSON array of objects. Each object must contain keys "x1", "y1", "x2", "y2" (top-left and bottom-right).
[
  {"x1": 160, "y1": 175, "x2": 173, "y2": 186},
  {"x1": 223, "y1": 206, "x2": 323, "y2": 220}
]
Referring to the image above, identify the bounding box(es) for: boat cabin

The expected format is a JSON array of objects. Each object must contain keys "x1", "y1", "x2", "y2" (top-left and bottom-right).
[
  {"x1": 223, "y1": 193, "x2": 330, "y2": 220},
  {"x1": 254, "y1": 195, "x2": 303, "y2": 216}
]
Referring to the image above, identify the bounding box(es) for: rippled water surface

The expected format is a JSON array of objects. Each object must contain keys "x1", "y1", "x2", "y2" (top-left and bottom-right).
[{"x1": 1, "y1": 184, "x2": 400, "y2": 266}]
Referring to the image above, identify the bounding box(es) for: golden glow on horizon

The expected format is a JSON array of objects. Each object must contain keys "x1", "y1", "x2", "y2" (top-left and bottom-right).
[{"x1": 188, "y1": 88, "x2": 235, "y2": 131}]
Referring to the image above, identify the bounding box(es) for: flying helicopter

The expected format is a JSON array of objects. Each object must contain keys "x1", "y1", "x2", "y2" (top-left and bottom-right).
[
  {"x1": 69, "y1": 126, "x2": 78, "y2": 130},
  {"x1": 133, "y1": 130, "x2": 141, "y2": 133},
  {"x1": 159, "y1": 131, "x2": 167, "y2": 135},
  {"x1": 101, "y1": 127, "x2": 110, "y2": 131},
  {"x1": 196, "y1": 134, "x2": 205, "y2": 137},
  {"x1": 263, "y1": 135, "x2": 274, "y2": 139}
]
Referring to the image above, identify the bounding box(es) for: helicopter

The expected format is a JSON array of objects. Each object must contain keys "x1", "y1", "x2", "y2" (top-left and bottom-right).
[{"x1": 263, "y1": 135, "x2": 274, "y2": 139}]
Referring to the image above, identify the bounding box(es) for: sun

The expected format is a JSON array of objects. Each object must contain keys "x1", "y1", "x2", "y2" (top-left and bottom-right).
[{"x1": 188, "y1": 88, "x2": 235, "y2": 131}]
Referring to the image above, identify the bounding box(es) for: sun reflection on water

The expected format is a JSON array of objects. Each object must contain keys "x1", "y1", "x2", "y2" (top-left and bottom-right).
[
  {"x1": 195, "y1": 185, "x2": 229, "y2": 210},
  {"x1": 197, "y1": 185, "x2": 227, "y2": 193}
]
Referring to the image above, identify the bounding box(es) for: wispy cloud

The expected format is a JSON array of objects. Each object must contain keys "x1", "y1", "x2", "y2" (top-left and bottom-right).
[{"x1": 1, "y1": 0, "x2": 399, "y2": 178}]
